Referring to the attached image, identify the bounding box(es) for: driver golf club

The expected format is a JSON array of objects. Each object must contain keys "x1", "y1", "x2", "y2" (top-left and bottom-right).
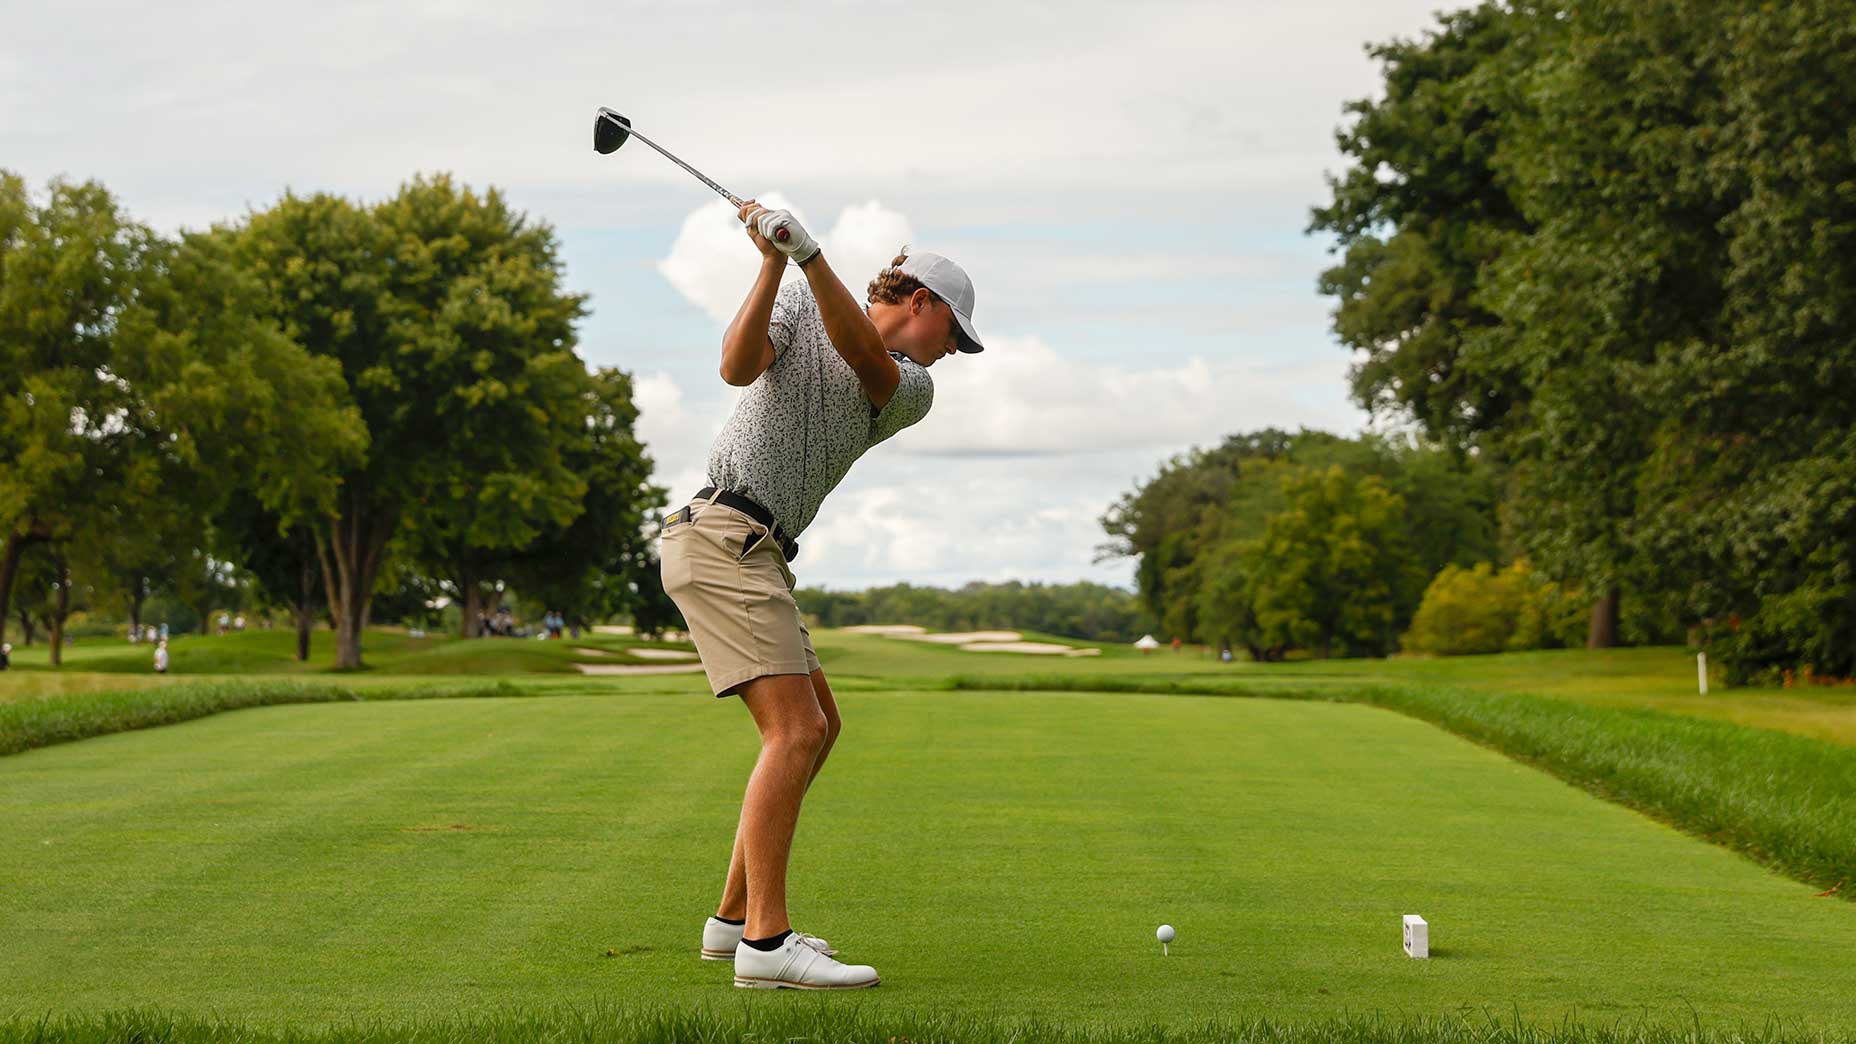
[{"x1": 593, "y1": 107, "x2": 789, "y2": 242}]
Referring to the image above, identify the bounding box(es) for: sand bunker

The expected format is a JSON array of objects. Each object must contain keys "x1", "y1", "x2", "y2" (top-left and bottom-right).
[
  {"x1": 591, "y1": 625, "x2": 634, "y2": 635},
  {"x1": 573, "y1": 647, "x2": 612, "y2": 657},
  {"x1": 625, "y1": 648, "x2": 700, "y2": 661},
  {"x1": 574, "y1": 663, "x2": 706, "y2": 676},
  {"x1": 853, "y1": 624, "x2": 1098, "y2": 655},
  {"x1": 958, "y1": 641, "x2": 1103, "y2": 655},
  {"x1": 891, "y1": 630, "x2": 1024, "y2": 644}
]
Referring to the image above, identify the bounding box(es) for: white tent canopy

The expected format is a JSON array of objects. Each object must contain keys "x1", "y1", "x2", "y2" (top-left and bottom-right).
[{"x1": 1134, "y1": 634, "x2": 1160, "y2": 650}]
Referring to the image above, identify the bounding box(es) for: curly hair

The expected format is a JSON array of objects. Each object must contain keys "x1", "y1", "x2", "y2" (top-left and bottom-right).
[{"x1": 865, "y1": 246, "x2": 933, "y2": 306}]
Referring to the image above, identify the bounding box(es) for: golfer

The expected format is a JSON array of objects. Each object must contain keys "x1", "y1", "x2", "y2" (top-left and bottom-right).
[{"x1": 659, "y1": 200, "x2": 984, "y2": 990}]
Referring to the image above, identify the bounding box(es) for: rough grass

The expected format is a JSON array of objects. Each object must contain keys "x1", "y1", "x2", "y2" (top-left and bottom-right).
[
  {"x1": 0, "y1": 677, "x2": 531, "y2": 756},
  {"x1": 0, "y1": 628, "x2": 699, "y2": 677},
  {"x1": 1, "y1": 1004, "x2": 1846, "y2": 1044},
  {"x1": 948, "y1": 673, "x2": 1856, "y2": 901}
]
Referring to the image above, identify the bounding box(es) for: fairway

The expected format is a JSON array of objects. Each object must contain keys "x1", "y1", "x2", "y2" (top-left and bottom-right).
[{"x1": 4, "y1": 682, "x2": 1853, "y2": 1033}]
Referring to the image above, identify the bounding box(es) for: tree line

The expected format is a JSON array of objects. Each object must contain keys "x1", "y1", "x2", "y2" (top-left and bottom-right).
[
  {"x1": 795, "y1": 579, "x2": 1159, "y2": 645},
  {"x1": 0, "y1": 171, "x2": 671, "y2": 668},
  {"x1": 1106, "y1": 0, "x2": 1852, "y2": 683}
]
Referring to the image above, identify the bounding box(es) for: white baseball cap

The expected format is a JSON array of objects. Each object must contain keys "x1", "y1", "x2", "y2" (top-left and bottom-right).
[{"x1": 897, "y1": 252, "x2": 984, "y2": 353}]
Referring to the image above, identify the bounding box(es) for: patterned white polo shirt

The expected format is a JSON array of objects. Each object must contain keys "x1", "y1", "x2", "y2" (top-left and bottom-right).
[{"x1": 703, "y1": 278, "x2": 934, "y2": 541}]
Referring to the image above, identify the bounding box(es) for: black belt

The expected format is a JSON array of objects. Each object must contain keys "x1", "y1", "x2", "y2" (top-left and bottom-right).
[{"x1": 685, "y1": 485, "x2": 798, "y2": 563}]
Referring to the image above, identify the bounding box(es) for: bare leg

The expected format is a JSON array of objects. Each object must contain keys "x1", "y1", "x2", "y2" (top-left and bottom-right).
[{"x1": 717, "y1": 669, "x2": 840, "y2": 922}]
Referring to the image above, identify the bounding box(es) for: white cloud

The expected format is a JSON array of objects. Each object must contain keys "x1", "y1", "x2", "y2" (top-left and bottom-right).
[
  {"x1": 795, "y1": 466, "x2": 1141, "y2": 590},
  {"x1": 655, "y1": 193, "x2": 807, "y2": 328},
  {"x1": 911, "y1": 334, "x2": 1364, "y2": 456},
  {"x1": 632, "y1": 369, "x2": 751, "y2": 507},
  {"x1": 656, "y1": 197, "x2": 915, "y2": 326}
]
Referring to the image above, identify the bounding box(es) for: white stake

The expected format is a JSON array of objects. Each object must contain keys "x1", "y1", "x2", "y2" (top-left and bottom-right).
[{"x1": 1698, "y1": 652, "x2": 1709, "y2": 695}]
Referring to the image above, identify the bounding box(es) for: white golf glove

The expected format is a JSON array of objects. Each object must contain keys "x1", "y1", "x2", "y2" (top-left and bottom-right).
[{"x1": 747, "y1": 205, "x2": 820, "y2": 266}]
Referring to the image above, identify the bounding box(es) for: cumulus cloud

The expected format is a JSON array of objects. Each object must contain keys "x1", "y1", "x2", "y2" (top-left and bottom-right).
[
  {"x1": 631, "y1": 370, "x2": 740, "y2": 504},
  {"x1": 796, "y1": 463, "x2": 1142, "y2": 589},
  {"x1": 912, "y1": 334, "x2": 1363, "y2": 457},
  {"x1": 657, "y1": 197, "x2": 915, "y2": 325}
]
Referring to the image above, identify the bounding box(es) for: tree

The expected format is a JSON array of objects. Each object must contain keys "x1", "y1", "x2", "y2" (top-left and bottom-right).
[
  {"x1": 503, "y1": 367, "x2": 668, "y2": 631},
  {"x1": 1630, "y1": 0, "x2": 1856, "y2": 679},
  {"x1": 1307, "y1": 3, "x2": 1534, "y2": 443},
  {"x1": 1101, "y1": 429, "x2": 1496, "y2": 654},
  {"x1": 375, "y1": 175, "x2": 594, "y2": 641},
  {"x1": 234, "y1": 190, "x2": 397, "y2": 669},
  {"x1": 1309, "y1": 1, "x2": 1715, "y2": 647},
  {"x1": 14, "y1": 543, "x2": 85, "y2": 666},
  {"x1": 235, "y1": 175, "x2": 590, "y2": 668},
  {"x1": 215, "y1": 489, "x2": 326, "y2": 660},
  {"x1": 1245, "y1": 466, "x2": 1416, "y2": 658},
  {"x1": 0, "y1": 174, "x2": 157, "y2": 646}
]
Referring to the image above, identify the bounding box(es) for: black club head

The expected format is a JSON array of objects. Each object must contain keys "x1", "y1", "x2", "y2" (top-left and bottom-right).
[{"x1": 594, "y1": 108, "x2": 631, "y2": 155}]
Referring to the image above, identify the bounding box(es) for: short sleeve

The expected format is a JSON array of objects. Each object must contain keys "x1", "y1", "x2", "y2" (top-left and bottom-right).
[
  {"x1": 869, "y1": 353, "x2": 934, "y2": 445},
  {"x1": 767, "y1": 279, "x2": 812, "y2": 361}
]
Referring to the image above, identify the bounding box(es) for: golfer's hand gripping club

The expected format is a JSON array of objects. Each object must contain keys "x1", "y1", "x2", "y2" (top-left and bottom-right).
[{"x1": 739, "y1": 202, "x2": 819, "y2": 266}]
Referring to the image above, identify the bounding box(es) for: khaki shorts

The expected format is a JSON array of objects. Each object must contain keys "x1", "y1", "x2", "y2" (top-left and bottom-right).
[{"x1": 659, "y1": 494, "x2": 820, "y2": 698}]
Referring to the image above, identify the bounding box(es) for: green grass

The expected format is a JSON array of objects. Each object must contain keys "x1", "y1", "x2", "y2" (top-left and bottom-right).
[
  {"x1": 946, "y1": 673, "x2": 1856, "y2": 899},
  {"x1": 4, "y1": 683, "x2": 1856, "y2": 1035},
  {"x1": 4, "y1": 1004, "x2": 1847, "y2": 1044},
  {"x1": 5, "y1": 627, "x2": 1856, "y2": 1040}
]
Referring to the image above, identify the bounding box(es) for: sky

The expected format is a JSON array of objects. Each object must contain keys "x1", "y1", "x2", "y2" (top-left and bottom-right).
[{"x1": 2, "y1": 0, "x2": 1453, "y2": 593}]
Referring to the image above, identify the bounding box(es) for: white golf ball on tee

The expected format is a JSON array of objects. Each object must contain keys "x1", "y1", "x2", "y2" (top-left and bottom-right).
[{"x1": 1156, "y1": 923, "x2": 1175, "y2": 953}]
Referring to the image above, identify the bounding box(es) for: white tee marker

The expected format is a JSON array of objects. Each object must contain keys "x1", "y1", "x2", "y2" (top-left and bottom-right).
[
  {"x1": 1156, "y1": 924, "x2": 1175, "y2": 956},
  {"x1": 1403, "y1": 915, "x2": 1429, "y2": 959}
]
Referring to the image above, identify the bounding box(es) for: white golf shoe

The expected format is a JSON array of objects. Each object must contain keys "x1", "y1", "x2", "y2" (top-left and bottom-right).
[
  {"x1": 700, "y1": 916, "x2": 836, "y2": 961},
  {"x1": 733, "y1": 931, "x2": 879, "y2": 990}
]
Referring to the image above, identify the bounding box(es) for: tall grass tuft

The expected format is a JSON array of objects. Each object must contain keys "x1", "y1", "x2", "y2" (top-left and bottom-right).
[
  {"x1": 0, "y1": 1002, "x2": 1842, "y2": 1044},
  {"x1": 949, "y1": 673, "x2": 1856, "y2": 902},
  {"x1": 0, "y1": 678, "x2": 531, "y2": 757}
]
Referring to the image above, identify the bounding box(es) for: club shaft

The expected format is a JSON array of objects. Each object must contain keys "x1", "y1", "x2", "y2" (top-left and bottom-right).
[{"x1": 601, "y1": 113, "x2": 743, "y2": 208}]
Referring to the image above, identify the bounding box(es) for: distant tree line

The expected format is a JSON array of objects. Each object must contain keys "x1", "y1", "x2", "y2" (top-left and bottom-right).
[
  {"x1": 1273, "y1": 0, "x2": 1849, "y2": 683},
  {"x1": 0, "y1": 171, "x2": 671, "y2": 668},
  {"x1": 795, "y1": 580, "x2": 1159, "y2": 645}
]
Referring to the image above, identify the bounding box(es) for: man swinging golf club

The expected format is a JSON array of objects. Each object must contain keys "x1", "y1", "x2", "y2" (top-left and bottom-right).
[{"x1": 657, "y1": 200, "x2": 984, "y2": 989}]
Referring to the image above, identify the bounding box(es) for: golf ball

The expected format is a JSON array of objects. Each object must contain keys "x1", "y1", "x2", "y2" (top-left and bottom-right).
[{"x1": 1156, "y1": 924, "x2": 1175, "y2": 944}]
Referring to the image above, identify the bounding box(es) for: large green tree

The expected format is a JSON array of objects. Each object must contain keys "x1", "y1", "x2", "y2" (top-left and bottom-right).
[
  {"x1": 1246, "y1": 465, "x2": 1416, "y2": 658},
  {"x1": 0, "y1": 173, "x2": 360, "y2": 655},
  {"x1": 236, "y1": 175, "x2": 596, "y2": 667},
  {"x1": 375, "y1": 176, "x2": 596, "y2": 639},
  {"x1": 502, "y1": 367, "x2": 668, "y2": 632},
  {"x1": 0, "y1": 175, "x2": 155, "y2": 645}
]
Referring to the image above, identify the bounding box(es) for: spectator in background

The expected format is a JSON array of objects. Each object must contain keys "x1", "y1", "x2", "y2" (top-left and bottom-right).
[
  {"x1": 0, "y1": 642, "x2": 11, "y2": 671},
  {"x1": 153, "y1": 639, "x2": 169, "y2": 674}
]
